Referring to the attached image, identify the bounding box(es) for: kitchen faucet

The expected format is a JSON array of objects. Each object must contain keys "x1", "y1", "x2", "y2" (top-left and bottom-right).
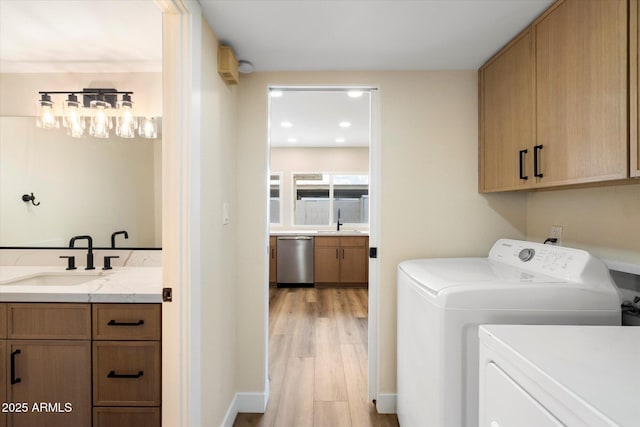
[
  {"x1": 69, "y1": 235, "x2": 95, "y2": 270},
  {"x1": 336, "y1": 208, "x2": 343, "y2": 231},
  {"x1": 111, "y1": 230, "x2": 129, "y2": 248}
]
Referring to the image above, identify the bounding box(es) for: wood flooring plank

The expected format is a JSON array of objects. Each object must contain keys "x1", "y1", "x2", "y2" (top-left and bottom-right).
[
  {"x1": 290, "y1": 301, "x2": 316, "y2": 357},
  {"x1": 316, "y1": 288, "x2": 335, "y2": 318},
  {"x1": 314, "y1": 317, "x2": 348, "y2": 402},
  {"x1": 270, "y1": 289, "x2": 298, "y2": 335},
  {"x1": 346, "y1": 289, "x2": 367, "y2": 318},
  {"x1": 274, "y1": 357, "x2": 315, "y2": 427},
  {"x1": 335, "y1": 290, "x2": 363, "y2": 344},
  {"x1": 313, "y1": 401, "x2": 352, "y2": 427}
]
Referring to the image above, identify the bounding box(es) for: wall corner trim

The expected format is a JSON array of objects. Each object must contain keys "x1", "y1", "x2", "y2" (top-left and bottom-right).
[
  {"x1": 220, "y1": 392, "x2": 268, "y2": 427},
  {"x1": 375, "y1": 393, "x2": 397, "y2": 414}
]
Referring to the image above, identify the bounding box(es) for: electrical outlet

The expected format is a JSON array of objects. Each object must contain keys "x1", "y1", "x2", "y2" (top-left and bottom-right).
[{"x1": 550, "y1": 225, "x2": 563, "y2": 245}]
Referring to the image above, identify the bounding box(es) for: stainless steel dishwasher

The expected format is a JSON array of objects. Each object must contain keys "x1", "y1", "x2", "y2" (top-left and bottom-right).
[{"x1": 276, "y1": 236, "x2": 314, "y2": 287}]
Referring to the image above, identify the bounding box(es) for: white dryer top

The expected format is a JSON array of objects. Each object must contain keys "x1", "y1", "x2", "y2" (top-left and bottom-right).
[{"x1": 479, "y1": 325, "x2": 640, "y2": 427}]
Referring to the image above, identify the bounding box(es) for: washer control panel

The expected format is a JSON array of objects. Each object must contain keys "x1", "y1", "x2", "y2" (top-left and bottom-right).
[{"x1": 489, "y1": 239, "x2": 592, "y2": 280}]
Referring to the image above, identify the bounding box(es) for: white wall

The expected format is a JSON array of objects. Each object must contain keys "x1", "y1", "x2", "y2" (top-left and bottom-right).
[
  {"x1": 199, "y1": 16, "x2": 239, "y2": 425},
  {"x1": 236, "y1": 71, "x2": 527, "y2": 397},
  {"x1": 270, "y1": 146, "x2": 369, "y2": 229},
  {"x1": 0, "y1": 116, "x2": 159, "y2": 247},
  {"x1": 526, "y1": 184, "x2": 640, "y2": 264}
]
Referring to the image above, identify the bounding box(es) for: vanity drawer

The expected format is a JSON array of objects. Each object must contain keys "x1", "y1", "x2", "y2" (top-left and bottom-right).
[
  {"x1": 7, "y1": 303, "x2": 91, "y2": 339},
  {"x1": 93, "y1": 407, "x2": 160, "y2": 427},
  {"x1": 93, "y1": 341, "x2": 161, "y2": 406},
  {"x1": 93, "y1": 304, "x2": 161, "y2": 340},
  {"x1": 0, "y1": 303, "x2": 6, "y2": 338}
]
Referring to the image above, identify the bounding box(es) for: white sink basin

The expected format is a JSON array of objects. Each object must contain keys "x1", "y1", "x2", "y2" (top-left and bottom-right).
[{"x1": 1, "y1": 271, "x2": 109, "y2": 287}]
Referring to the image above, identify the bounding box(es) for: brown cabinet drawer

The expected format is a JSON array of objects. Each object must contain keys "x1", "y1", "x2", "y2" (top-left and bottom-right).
[
  {"x1": 93, "y1": 407, "x2": 160, "y2": 427},
  {"x1": 0, "y1": 303, "x2": 6, "y2": 338},
  {"x1": 93, "y1": 341, "x2": 161, "y2": 406},
  {"x1": 7, "y1": 304, "x2": 91, "y2": 339},
  {"x1": 93, "y1": 304, "x2": 161, "y2": 340},
  {"x1": 315, "y1": 236, "x2": 338, "y2": 247},
  {"x1": 339, "y1": 236, "x2": 368, "y2": 247}
]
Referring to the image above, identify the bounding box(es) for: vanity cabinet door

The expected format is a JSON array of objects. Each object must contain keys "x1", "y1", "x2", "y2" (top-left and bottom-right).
[
  {"x1": 6, "y1": 340, "x2": 91, "y2": 427},
  {"x1": 0, "y1": 340, "x2": 6, "y2": 427}
]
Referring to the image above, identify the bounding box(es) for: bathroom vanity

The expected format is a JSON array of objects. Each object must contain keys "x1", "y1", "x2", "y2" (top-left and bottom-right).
[{"x1": 0, "y1": 266, "x2": 162, "y2": 427}]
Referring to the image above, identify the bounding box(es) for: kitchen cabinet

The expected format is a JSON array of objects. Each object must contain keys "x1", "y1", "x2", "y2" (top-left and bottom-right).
[
  {"x1": 269, "y1": 236, "x2": 277, "y2": 285},
  {"x1": 4, "y1": 304, "x2": 92, "y2": 427},
  {"x1": 92, "y1": 304, "x2": 161, "y2": 427},
  {"x1": 479, "y1": 0, "x2": 629, "y2": 192},
  {"x1": 632, "y1": 0, "x2": 640, "y2": 177},
  {"x1": 314, "y1": 236, "x2": 368, "y2": 287}
]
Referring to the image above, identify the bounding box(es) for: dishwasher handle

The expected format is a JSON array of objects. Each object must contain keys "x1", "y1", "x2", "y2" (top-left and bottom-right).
[{"x1": 277, "y1": 236, "x2": 313, "y2": 240}]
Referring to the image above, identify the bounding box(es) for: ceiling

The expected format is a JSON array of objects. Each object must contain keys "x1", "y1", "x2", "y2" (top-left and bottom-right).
[
  {"x1": 199, "y1": 0, "x2": 554, "y2": 71},
  {"x1": 0, "y1": 0, "x2": 554, "y2": 148}
]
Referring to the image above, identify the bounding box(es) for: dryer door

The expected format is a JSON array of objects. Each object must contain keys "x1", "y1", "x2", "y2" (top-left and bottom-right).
[{"x1": 482, "y1": 362, "x2": 563, "y2": 427}]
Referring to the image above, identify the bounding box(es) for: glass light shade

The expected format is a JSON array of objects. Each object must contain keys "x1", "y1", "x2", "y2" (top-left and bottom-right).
[
  {"x1": 63, "y1": 97, "x2": 85, "y2": 138},
  {"x1": 89, "y1": 99, "x2": 112, "y2": 139},
  {"x1": 116, "y1": 98, "x2": 137, "y2": 139},
  {"x1": 35, "y1": 98, "x2": 60, "y2": 129},
  {"x1": 138, "y1": 117, "x2": 158, "y2": 139}
]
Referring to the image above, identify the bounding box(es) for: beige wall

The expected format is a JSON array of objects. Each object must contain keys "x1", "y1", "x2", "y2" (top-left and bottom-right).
[
  {"x1": 526, "y1": 183, "x2": 640, "y2": 264},
  {"x1": 199, "y1": 17, "x2": 238, "y2": 425},
  {"x1": 270, "y1": 146, "x2": 369, "y2": 228},
  {"x1": 236, "y1": 71, "x2": 528, "y2": 395}
]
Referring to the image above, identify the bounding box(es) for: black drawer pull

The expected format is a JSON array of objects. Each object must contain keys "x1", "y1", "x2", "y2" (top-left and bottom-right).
[
  {"x1": 10, "y1": 349, "x2": 21, "y2": 385},
  {"x1": 519, "y1": 149, "x2": 528, "y2": 180},
  {"x1": 534, "y1": 144, "x2": 544, "y2": 178},
  {"x1": 108, "y1": 319, "x2": 145, "y2": 326},
  {"x1": 107, "y1": 370, "x2": 144, "y2": 379}
]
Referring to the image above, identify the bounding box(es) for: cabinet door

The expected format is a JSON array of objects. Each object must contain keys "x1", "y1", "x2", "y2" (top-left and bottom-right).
[
  {"x1": 536, "y1": 0, "x2": 628, "y2": 186},
  {"x1": 0, "y1": 340, "x2": 5, "y2": 427},
  {"x1": 269, "y1": 236, "x2": 277, "y2": 283},
  {"x1": 7, "y1": 340, "x2": 91, "y2": 427},
  {"x1": 314, "y1": 246, "x2": 340, "y2": 283},
  {"x1": 631, "y1": 0, "x2": 640, "y2": 177},
  {"x1": 479, "y1": 29, "x2": 535, "y2": 192},
  {"x1": 339, "y1": 247, "x2": 368, "y2": 284}
]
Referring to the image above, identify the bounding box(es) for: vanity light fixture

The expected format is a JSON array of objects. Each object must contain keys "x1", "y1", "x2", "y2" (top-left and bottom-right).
[{"x1": 35, "y1": 89, "x2": 158, "y2": 140}]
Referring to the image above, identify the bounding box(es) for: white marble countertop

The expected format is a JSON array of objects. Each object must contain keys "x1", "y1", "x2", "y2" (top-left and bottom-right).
[{"x1": 0, "y1": 266, "x2": 162, "y2": 303}]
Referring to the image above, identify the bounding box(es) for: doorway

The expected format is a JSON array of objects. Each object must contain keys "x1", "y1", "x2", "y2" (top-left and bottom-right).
[{"x1": 258, "y1": 87, "x2": 384, "y2": 425}]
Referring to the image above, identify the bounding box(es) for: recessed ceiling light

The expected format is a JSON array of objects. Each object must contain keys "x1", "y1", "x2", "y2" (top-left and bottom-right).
[
  {"x1": 339, "y1": 121, "x2": 351, "y2": 128},
  {"x1": 270, "y1": 90, "x2": 283, "y2": 98},
  {"x1": 336, "y1": 137, "x2": 345, "y2": 143},
  {"x1": 280, "y1": 121, "x2": 293, "y2": 128},
  {"x1": 287, "y1": 138, "x2": 297, "y2": 143},
  {"x1": 347, "y1": 90, "x2": 363, "y2": 98}
]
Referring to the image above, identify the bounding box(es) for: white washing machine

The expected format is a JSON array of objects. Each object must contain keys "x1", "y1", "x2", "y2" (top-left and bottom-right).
[{"x1": 396, "y1": 239, "x2": 622, "y2": 427}]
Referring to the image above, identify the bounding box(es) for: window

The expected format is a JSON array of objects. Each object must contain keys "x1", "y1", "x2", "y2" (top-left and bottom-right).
[
  {"x1": 269, "y1": 174, "x2": 281, "y2": 224},
  {"x1": 293, "y1": 173, "x2": 368, "y2": 226}
]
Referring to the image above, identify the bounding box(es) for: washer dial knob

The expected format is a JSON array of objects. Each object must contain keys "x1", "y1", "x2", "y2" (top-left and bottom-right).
[{"x1": 518, "y1": 248, "x2": 535, "y2": 262}]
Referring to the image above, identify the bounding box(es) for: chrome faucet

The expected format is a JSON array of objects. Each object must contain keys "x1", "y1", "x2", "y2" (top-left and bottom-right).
[
  {"x1": 69, "y1": 235, "x2": 95, "y2": 270},
  {"x1": 111, "y1": 230, "x2": 129, "y2": 248},
  {"x1": 336, "y1": 208, "x2": 343, "y2": 231}
]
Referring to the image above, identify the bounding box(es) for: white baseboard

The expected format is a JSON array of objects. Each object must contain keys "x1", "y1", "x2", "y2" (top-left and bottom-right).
[
  {"x1": 375, "y1": 393, "x2": 397, "y2": 414},
  {"x1": 221, "y1": 392, "x2": 269, "y2": 427}
]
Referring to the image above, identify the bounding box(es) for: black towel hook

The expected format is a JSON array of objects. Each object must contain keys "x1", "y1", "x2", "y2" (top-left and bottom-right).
[{"x1": 22, "y1": 193, "x2": 40, "y2": 206}]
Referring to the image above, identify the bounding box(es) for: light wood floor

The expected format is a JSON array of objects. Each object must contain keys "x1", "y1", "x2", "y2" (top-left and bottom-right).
[{"x1": 233, "y1": 287, "x2": 399, "y2": 427}]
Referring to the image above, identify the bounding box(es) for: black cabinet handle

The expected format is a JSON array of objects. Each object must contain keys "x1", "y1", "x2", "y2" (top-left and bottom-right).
[
  {"x1": 10, "y1": 349, "x2": 21, "y2": 385},
  {"x1": 107, "y1": 370, "x2": 144, "y2": 379},
  {"x1": 519, "y1": 149, "x2": 528, "y2": 180},
  {"x1": 107, "y1": 319, "x2": 145, "y2": 326},
  {"x1": 271, "y1": 248, "x2": 274, "y2": 259},
  {"x1": 534, "y1": 145, "x2": 544, "y2": 178}
]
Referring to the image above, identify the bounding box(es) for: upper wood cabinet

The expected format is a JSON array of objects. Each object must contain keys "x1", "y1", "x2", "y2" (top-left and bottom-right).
[
  {"x1": 479, "y1": 29, "x2": 535, "y2": 192},
  {"x1": 632, "y1": 0, "x2": 640, "y2": 177},
  {"x1": 479, "y1": 0, "x2": 630, "y2": 192}
]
